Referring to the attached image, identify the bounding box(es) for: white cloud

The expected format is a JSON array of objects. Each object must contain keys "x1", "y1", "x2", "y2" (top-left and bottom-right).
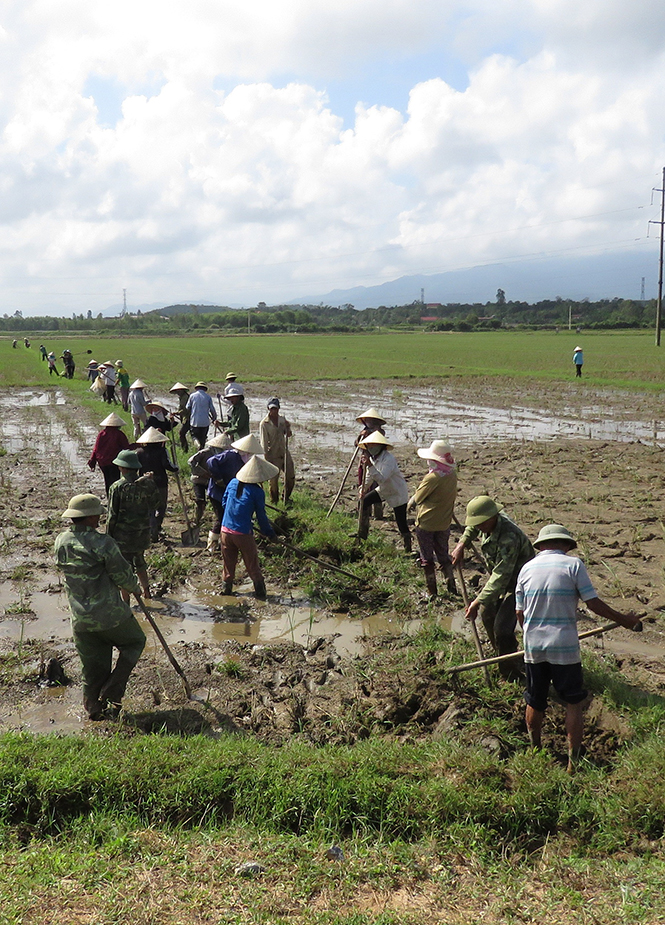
[{"x1": 0, "y1": 0, "x2": 663, "y2": 312}]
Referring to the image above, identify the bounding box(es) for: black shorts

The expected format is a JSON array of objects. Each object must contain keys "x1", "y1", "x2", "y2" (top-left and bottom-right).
[{"x1": 524, "y1": 662, "x2": 587, "y2": 712}]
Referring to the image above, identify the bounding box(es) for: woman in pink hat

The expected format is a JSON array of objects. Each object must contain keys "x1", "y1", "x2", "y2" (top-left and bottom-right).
[{"x1": 409, "y1": 440, "x2": 458, "y2": 598}]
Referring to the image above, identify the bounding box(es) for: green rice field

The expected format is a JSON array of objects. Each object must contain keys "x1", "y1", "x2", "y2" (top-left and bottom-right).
[{"x1": 3, "y1": 329, "x2": 665, "y2": 390}]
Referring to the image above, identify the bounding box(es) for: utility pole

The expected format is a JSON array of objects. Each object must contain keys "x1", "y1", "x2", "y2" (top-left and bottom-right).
[
  {"x1": 568, "y1": 303, "x2": 572, "y2": 330},
  {"x1": 247, "y1": 308, "x2": 250, "y2": 335},
  {"x1": 122, "y1": 288, "x2": 127, "y2": 316},
  {"x1": 641, "y1": 277, "x2": 646, "y2": 301},
  {"x1": 421, "y1": 288, "x2": 425, "y2": 305},
  {"x1": 650, "y1": 167, "x2": 665, "y2": 346}
]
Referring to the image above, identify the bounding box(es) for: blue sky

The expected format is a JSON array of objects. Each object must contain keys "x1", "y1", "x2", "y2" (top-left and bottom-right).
[{"x1": 0, "y1": 0, "x2": 664, "y2": 314}]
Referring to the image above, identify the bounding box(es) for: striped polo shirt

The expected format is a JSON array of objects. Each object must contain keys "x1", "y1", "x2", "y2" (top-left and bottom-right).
[{"x1": 515, "y1": 549, "x2": 597, "y2": 665}]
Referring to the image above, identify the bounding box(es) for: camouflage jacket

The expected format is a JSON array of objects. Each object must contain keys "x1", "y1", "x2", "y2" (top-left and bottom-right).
[
  {"x1": 54, "y1": 525, "x2": 140, "y2": 632},
  {"x1": 461, "y1": 512, "x2": 535, "y2": 606},
  {"x1": 107, "y1": 473, "x2": 160, "y2": 552},
  {"x1": 226, "y1": 402, "x2": 250, "y2": 440}
]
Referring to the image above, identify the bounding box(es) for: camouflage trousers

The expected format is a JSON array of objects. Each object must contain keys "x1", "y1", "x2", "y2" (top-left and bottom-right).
[{"x1": 73, "y1": 615, "x2": 146, "y2": 717}]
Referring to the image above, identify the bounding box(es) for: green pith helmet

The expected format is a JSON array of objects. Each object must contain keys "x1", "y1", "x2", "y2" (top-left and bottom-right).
[
  {"x1": 465, "y1": 495, "x2": 503, "y2": 527},
  {"x1": 534, "y1": 524, "x2": 577, "y2": 549},
  {"x1": 62, "y1": 493, "x2": 104, "y2": 519},
  {"x1": 113, "y1": 449, "x2": 141, "y2": 470}
]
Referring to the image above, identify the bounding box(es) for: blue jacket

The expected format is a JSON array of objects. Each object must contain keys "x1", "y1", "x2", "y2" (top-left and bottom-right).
[
  {"x1": 206, "y1": 449, "x2": 244, "y2": 502},
  {"x1": 222, "y1": 479, "x2": 274, "y2": 537}
]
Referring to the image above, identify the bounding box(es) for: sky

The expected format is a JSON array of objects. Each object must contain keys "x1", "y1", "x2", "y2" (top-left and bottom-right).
[{"x1": 1, "y1": 0, "x2": 665, "y2": 315}]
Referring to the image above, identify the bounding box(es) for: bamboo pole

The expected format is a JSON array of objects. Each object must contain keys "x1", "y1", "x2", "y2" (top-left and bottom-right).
[
  {"x1": 456, "y1": 565, "x2": 492, "y2": 686},
  {"x1": 448, "y1": 622, "x2": 626, "y2": 674},
  {"x1": 276, "y1": 537, "x2": 362, "y2": 582},
  {"x1": 452, "y1": 512, "x2": 488, "y2": 573},
  {"x1": 327, "y1": 447, "x2": 359, "y2": 517}
]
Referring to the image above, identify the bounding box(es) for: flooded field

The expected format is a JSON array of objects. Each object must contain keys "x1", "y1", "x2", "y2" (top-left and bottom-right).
[{"x1": 1, "y1": 379, "x2": 665, "y2": 739}]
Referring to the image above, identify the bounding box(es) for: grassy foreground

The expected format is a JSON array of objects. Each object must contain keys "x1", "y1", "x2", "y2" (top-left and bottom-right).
[{"x1": 3, "y1": 329, "x2": 665, "y2": 390}]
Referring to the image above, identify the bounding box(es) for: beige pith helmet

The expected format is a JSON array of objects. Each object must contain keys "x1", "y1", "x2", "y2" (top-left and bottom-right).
[
  {"x1": 225, "y1": 384, "x2": 244, "y2": 397},
  {"x1": 417, "y1": 439, "x2": 453, "y2": 463},
  {"x1": 115, "y1": 360, "x2": 123, "y2": 367},
  {"x1": 62, "y1": 493, "x2": 104, "y2": 519},
  {"x1": 534, "y1": 524, "x2": 577, "y2": 549},
  {"x1": 206, "y1": 433, "x2": 231, "y2": 450},
  {"x1": 236, "y1": 455, "x2": 279, "y2": 484},
  {"x1": 359, "y1": 431, "x2": 393, "y2": 451},
  {"x1": 231, "y1": 433, "x2": 263, "y2": 455},
  {"x1": 465, "y1": 495, "x2": 503, "y2": 527},
  {"x1": 356, "y1": 407, "x2": 386, "y2": 425},
  {"x1": 130, "y1": 379, "x2": 146, "y2": 389},
  {"x1": 99, "y1": 412, "x2": 126, "y2": 428},
  {"x1": 225, "y1": 371, "x2": 237, "y2": 380},
  {"x1": 169, "y1": 382, "x2": 188, "y2": 392},
  {"x1": 136, "y1": 426, "x2": 168, "y2": 444},
  {"x1": 195, "y1": 381, "x2": 208, "y2": 390}
]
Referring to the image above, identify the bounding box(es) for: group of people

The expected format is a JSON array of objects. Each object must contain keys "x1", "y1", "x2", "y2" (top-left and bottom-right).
[{"x1": 54, "y1": 361, "x2": 636, "y2": 768}]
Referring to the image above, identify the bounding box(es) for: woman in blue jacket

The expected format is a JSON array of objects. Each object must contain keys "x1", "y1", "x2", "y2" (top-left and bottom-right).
[{"x1": 221, "y1": 454, "x2": 279, "y2": 599}]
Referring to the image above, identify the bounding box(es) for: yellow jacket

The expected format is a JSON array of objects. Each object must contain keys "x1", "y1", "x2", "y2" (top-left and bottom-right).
[{"x1": 414, "y1": 470, "x2": 457, "y2": 532}]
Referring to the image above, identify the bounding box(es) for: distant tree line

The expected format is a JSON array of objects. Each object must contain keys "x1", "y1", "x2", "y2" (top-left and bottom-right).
[{"x1": 0, "y1": 296, "x2": 656, "y2": 335}]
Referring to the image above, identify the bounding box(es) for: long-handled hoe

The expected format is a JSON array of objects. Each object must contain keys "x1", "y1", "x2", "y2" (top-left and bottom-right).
[
  {"x1": 168, "y1": 429, "x2": 200, "y2": 546},
  {"x1": 135, "y1": 594, "x2": 205, "y2": 703},
  {"x1": 456, "y1": 565, "x2": 492, "y2": 687}
]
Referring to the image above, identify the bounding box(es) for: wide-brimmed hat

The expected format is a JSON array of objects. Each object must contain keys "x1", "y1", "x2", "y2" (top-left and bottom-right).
[
  {"x1": 136, "y1": 426, "x2": 168, "y2": 444},
  {"x1": 169, "y1": 382, "x2": 188, "y2": 392},
  {"x1": 356, "y1": 407, "x2": 386, "y2": 425},
  {"x1": 99, "y1": 412, "x2": 126, "y2": 428},
  {"x1": 62, "y1": 493, "x2": 104, "y2": 519},
  {"x1": 87, "y1": 359, "x2": 98, "y2": 367},
  {"x1": 231, "y1": 433, "x2": 264, "y2": 455},
  {"x1": 101, "y1": 360, "x2": 114, "y2": 367},
  {"x1": 115, "y1": 360, "x2": 123, "y2": 367},
  {"x1": 417, "y1": 439, "x2": 453, "y2": 463},
  {"x1": 113, "y1": 449, "x2": 141, "y2": 469},
  {"x1": 359, "y1": 432, "x2": 393, "y2": 451},
  {"x1": 194, "y1": 381, "x2": 208, "y2": 390},
  {"x1": 206, "y1": 433, "x2": 231, "y2": 450},
  {"x1": 236, "y1": 455, "x2": 279, "y2": 484},
  {"x1": 225, "y1": 384, "x2": 244, "y2": 398},
  {"x1": 267, "y1": 397, "x2": 280, "y2": 409},
  {"x1": 48, "y1": 352, "x2": 56, "y2": 358},
  {"x1": 534, "y1": 524, "x2": 577, "y2": 550},
  {"x1": 465, "y1": 495, "x2": 503, "y2": 527},
  {"x1": 130, "y1": 378, "x2": 146, "y2": 389},
  {"x1": 225, "y1": 371, "x2": 237, "y2": 380},
  {"x1": 145, "y1": 402, "x2": 167, "y2": 413}
]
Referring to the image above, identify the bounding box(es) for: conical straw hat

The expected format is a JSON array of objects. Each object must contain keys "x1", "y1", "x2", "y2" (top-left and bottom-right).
[
  {"x1": 236, "y1": 455, "x2": 279, "y2": 484},
  {"x1": 231, "y1": 433, "x2": 263, "y2": 455},
  {"x1": 136, "y1": 426, "x2": 167, "y2": 444},
  {"x1": 206, "y1": 433, "x2": 231, "y2": 450},
  {"x1": 359, "y1": 431, "x2": 393, "y2": 450},
  {"x1": 356, "y1": 407, "x2": 386, "y2": 425},
  {"x1": 130, "y1": 379, "x2": 146, "y2": 389},
  {"x1": 99, "y1": 412, "x2": 126, "y2": 428},
  {"x1": 169, "y1": 382, "x2": 188, "y2": 392}
]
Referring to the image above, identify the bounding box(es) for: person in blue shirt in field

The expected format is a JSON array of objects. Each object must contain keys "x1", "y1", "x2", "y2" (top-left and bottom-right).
[
  {"x1": 220, "y1": 454, "x2": 279, "y2": 600},
  {"x1": 572, "y1": 346, "x2": 583, "y2": 378}
]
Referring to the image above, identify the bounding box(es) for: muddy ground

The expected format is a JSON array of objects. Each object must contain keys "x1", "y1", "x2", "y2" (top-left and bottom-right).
[{"x1": 1, "y1": 377, "x2": 665, "y2": 764}]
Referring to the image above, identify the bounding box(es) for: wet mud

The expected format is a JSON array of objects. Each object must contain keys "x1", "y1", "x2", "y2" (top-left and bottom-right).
[{"x1": 1, "y1": 379, "x2": 665, "y2": 760}]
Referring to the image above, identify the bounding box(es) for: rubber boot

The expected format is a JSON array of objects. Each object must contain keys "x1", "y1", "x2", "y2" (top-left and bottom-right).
[
  {"x1": 400, "y1": 530, "x2": 412, "y2": 554},
  {"x1": 373, "y1": 501, "x2": 384, "y2": 520},
  {"x1": 195, "y1": 501, "x2": 206, "y2": 526},
  {"x1": 223, "y1": 579, "x2": 233, "y2": 595},
  {"x1": 442, "y1": 561, "x2": 457, "y2": 595},
  {"x1": 207, "y1": 531, "x2": 219, "y2": 553},
  {"x1": 423, "y1": 563, "x2": 438, "y2": 599},
  {"x1": 253, "y1": 579, "x2": 267, "y2": 600}
]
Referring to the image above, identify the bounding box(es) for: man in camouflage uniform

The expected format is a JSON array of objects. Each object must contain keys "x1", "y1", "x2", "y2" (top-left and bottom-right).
[
  {"x1": 54, "y1": 493, "x2": 146, "y2": 720},
  {"x1": 107, "y1": 450, "x2": 160, "y2": 599},
  {"x1": 451, "y1": 496, "x2": 534, "y2": 679}
]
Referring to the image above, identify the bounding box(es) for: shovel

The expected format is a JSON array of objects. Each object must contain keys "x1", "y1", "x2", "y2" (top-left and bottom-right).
[
  {"x1": 327, "y1": 446, "x2": 359, "y2": 517},
  {"x1": 168, "y1": 430, "x2": 200, "y2": 546}
]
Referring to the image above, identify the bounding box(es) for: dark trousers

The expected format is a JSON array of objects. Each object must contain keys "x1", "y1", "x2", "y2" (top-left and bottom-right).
[
  {"x1": 190, "y1": 425, "x2": 209, "y2": 447},
  {"x1": 362, "y1": 490, "x2": 408, "y2": 533},
  {"x1": 74, "y1": 615, "x2": 146, "y2": 716},
  {"x1": 101, "y1": 464, "x2": 120, "y2": 496},
  {"x1": 480, "y1": 593, "x2": 523, "y2": 679},
  {"x1": 575, "y1": 364, "x2": 582, "y2": 378}
]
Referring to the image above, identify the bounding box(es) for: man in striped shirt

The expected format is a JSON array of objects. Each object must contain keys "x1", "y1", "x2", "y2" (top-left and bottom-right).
[{"x1": 515, "y1": 524, "x2": 639, "y2": 773}]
